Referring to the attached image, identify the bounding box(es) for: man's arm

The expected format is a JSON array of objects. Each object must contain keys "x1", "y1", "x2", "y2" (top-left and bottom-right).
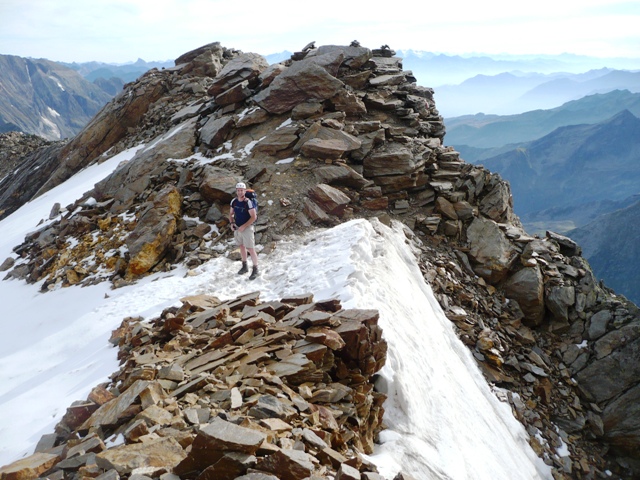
[{"x1": 228, "y1": 200, "x2": 236, "y2": 229}]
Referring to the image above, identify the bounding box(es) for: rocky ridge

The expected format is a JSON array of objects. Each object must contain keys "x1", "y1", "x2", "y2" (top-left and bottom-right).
[
  {"x1": 0, "y1": 132, "x2": 61, "y2": 179},
  {"x1": 1, "y1": 41, "x2": 640, "y2": 478}
]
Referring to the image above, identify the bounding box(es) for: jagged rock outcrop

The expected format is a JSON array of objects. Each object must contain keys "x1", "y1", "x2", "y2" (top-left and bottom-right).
[{"x1": 2, "y1": 41, "x2": 640, "y2": 478}]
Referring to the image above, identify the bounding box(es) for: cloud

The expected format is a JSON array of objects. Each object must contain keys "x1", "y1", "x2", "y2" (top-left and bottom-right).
[{"x1": 0, "y1": 0, "x2": 638, "y2": 62}]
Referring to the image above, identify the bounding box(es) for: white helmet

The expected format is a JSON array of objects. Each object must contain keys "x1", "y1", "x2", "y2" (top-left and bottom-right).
[{"x1": 235, "y1": 182, "x2": 246, "y2": 189}]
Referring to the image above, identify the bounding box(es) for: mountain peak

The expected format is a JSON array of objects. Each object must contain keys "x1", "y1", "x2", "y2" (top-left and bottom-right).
[
  {"x1": 2, "y1": 41, "x2": 640, "y2": 478},
  {"x1": 607, "y1": 108, "x2": 639, "y2": 123}
]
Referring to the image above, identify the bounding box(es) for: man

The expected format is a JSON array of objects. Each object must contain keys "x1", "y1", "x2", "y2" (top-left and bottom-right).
[{"x1": 229, "y1": 182, "x2": 259, "y2": 280}]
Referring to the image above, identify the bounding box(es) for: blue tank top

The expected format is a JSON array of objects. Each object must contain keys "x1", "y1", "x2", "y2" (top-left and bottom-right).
[{"x1": 231, "y1": 197, "x2": 256, "y2": 226}]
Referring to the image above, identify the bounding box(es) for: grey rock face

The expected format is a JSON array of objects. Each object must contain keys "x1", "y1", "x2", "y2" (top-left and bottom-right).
[
  {"x1": 253, "y1": 55, "x2": 345, "y2": 114},
  {"x1": 467, "y1": 216, "x2": 518, "y2": 284},
  {"x1": 504, "y1": 266, "x2": 545, "y2": 326}
]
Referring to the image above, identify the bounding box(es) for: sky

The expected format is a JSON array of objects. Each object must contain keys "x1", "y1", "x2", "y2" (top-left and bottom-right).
[
  {"x1": 0, "y1": 143, "x2": 555, "y2": 478},
  {"x1": 1, "y1": 0, "x2": 639, "y2": 64}
]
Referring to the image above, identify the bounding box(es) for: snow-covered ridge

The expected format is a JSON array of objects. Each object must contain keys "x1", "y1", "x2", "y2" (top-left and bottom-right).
[{"x1": 0, "y1": 148, "x2": 549, "y2": 477}]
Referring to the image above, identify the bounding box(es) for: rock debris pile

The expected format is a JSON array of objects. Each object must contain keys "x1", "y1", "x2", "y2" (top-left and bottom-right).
[{"x1": 1, "y1": 293, "x2": 390, "y2": 480}]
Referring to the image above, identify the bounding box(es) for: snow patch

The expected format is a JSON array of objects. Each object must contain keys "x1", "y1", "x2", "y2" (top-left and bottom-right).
[
  {"x1": 276, "y1": 157, "x2": 295, "y2": 164},
  {"x1": 48, "y1": 75, "x2": 65, "y2": 91}
]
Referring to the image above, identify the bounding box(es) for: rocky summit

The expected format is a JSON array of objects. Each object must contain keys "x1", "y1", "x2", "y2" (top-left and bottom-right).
[{"x1": 1, "y1": 41, "x2": 640, "y2": 479}]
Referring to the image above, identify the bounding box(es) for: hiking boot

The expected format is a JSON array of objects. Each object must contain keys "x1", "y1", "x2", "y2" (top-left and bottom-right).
[
  {"x1": 237, "y1": 262, "x2": 248, "y2": 275},
  {"x1": 249, "y1": 266, "x2": 259, "y2": 280}
]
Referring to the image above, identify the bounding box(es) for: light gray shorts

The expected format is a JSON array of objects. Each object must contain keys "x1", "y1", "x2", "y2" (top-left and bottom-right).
[{"x1": 234, "y1": 225, "x2": 255, "y2": 248}]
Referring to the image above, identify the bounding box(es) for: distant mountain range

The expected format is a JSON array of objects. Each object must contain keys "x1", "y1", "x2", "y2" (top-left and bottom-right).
[
  {"x1": 0, "y1": 55, "x2": 114, "y2": 140},
  {"x1": 476, "y1": 109, "x2": 640, "y2": 220},
  {"x1": 446, "y1": 90, "x2": 640, "y2": 154},
  {"x1": 398, "y1": 50, "x2": 640, "y2": 88},
  {"x1": 61, "y1": 58, "x2": 174, "y2": 83},
  {"x1": 568, "y1": 197, "x2": 640, "y2": 305},
  {"x1": 433, "y1": 69, "x2": 640, "y2": 117},
  {"x1": 0, "y1": 56, "x2": 173, "y2": 140}
]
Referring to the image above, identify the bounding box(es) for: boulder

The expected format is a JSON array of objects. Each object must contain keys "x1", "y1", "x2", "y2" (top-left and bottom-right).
[
  {"x1": 479, "y1": 181, "x2": 512, "y2": 222},
  {"x1": 504, "y1": 267, "x2": 545, "y2": 327},
  {"x1": 248, "y1": 395, "x2": 297, "y2": 420},
  {"x1": 295, "y1": 123, "x2": 361, "y2": 158},
  {"x1": 303, "y1": 198, "x2": 332, "y2": 224},
  {"x1": 312, "y1": 45, "x2": 372, "y2": 69},
  {"x1": 59, "y1": 401, "x2": 100, "y2": 430},
  {"x1": 314, "y1": 164, "x2": 372, "y2": 189},
  {"x1": 466, "y1": 216, "x2": 518, "y2": 284},
  {"x1": 0, "y1": 452, "x2": 60, "y2": 480},
  {"x1": 547, "y1": 231, "x2": 582, "y2": 257},
  {"x1": 126, "y1": 186, "x2": 182, "y2": 277},
  {"x1": 207, "y1": 53, "x2": 269, "y2": 96},
  {"x1": 576, "y1": 337, "x2": 640, "y2": 403},
  {"x1": 363, "y1": 145, "x2": 423, "y2": 177},
  {"x1": 301, "y1": 138, "x2": 351, "y2": 160},
  {"x1": 296, "y1": 49, "x2": 345, "y2": 76},
  {"x1": 255, "y1": 449, "x2": 314, "y2": 480},
  {"x1": 602, "y1": 383, "x2": 640, "y2": 455},
  {"x1": 80, "y1": 380, "x2": 159, "y2": 430},
  {"x1": 200, "y1": 115, "x2": 235, "y2": 149},
  {"x1": 175, "y1": 417, "x2": 266, "y2": 474},
  {"x1": 196, "y1": 452, "x2": 256, "y2": 480},
  {"x1": 258, "y1": 63, "x2": 287, "y2": 88},
  {"x1": 253, "y1": 56, "x2": 344, "y2": 114},
  {"x1": 594, "y1": 322, "x2": 640, "y2": 359},
  {"x1": 292, "y1": 101, "x2": 324, "y2": 120},
  {"x1": 236, "y1": 107, "x2": 270, "y2": 128},
  {"x1": 435, "y1": 197, "x2": 458, "y2": 221},
  {"x1": 215, "y1": 80, "x2": 252, "y2": 106},
  {"x1": 199, "y1": 166, "x2": 241, "y2": 203},
  {"x1": 363, "y1": 91, "x2": 404, "y2": 111},
  {"x1": 369, "y1": 73, "x2": 407, "y2": 87},
  {"x1": 95, "y1": 437, "x2": 186, "y2": 474},
  {"x1": 254, "y1": 126, "x2": 300, "y2": 156},
  {"x1": 453, "y1": 201, "x2": 477, "y2": 220},
  {"x1": 587, "y1": 310, "x2": 613, "y2": 340},
  {"x1": 308, "y1": 184, "x2": 351, "y2": 217},
  {"x1": 545, "y1": 285, "x2": 576, "y2": 323},
  {"x1": 351, "y1": 129, "x2": 386, "y2": 161},
  {"x1": 175, "y1": 42, "x2": 226, "y2": 77},
  {"x1": 329, "y1": 90, "x2": 367, "y2": 115},
  {"x1": 335, "y1": 463, "x2": 362, "y2": 480}
]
